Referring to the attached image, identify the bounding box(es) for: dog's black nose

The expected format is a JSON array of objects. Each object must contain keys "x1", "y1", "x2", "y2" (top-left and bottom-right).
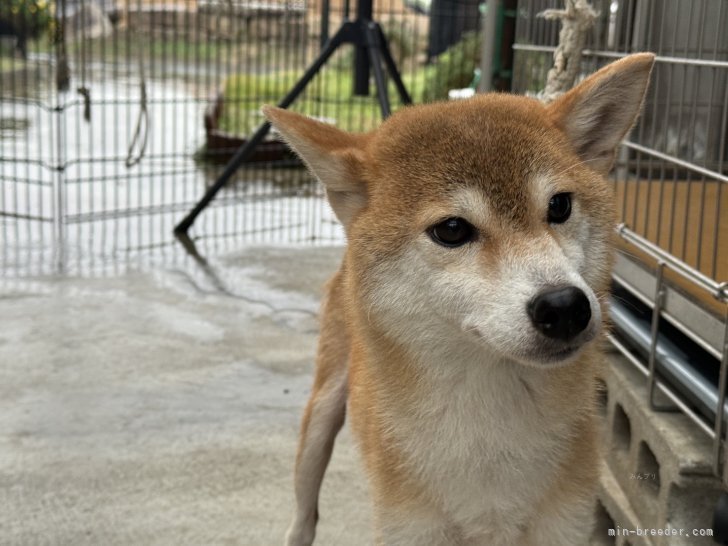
[{"x1": 527, "y1": 286, "x2": 592, "y2": 341}]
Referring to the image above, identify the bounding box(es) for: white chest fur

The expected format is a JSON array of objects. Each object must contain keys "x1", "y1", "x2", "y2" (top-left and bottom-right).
[{"x1": 379, "y1": 343, "x2": 576, "y2": 533}]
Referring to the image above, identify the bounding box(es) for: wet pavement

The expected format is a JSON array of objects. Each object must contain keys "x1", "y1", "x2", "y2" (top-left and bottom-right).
[{"x1": 0, "y1": 244, "x2": 372, "y2": 545}]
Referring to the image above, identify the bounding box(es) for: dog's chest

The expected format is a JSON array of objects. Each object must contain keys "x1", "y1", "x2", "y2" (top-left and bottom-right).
[{"x1": 385, "y1": 359, "x2": 570, "y2": 523}]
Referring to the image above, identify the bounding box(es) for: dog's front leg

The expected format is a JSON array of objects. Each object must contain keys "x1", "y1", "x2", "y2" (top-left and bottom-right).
[{"x1": 285, "y1": 272, "x2": 350, "y2": 546}]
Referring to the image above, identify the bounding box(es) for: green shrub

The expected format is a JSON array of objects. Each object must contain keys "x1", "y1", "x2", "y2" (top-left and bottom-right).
[
  {"x1": 423, "y1": 31, "x2": 481, "y2": 102},
  {"x1": 1, "y1": 0, "x2": 52, "y2": 39},
  {"x1": 381, "y1": 19, "x2": 418, "y2": 66}
]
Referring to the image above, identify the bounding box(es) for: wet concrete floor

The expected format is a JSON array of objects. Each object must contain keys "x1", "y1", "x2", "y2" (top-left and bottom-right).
[{"x1": 0, "y1": 245, "x2": 371, "y2": 545}]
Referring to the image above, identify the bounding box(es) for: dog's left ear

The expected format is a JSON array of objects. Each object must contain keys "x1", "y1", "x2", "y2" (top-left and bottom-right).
[
  {"x1": 262, "y1": 106, "x2": 369, "y2": 229},
  {"x1": 547, "y1": 52, "x2": 655, "y2": 175}
]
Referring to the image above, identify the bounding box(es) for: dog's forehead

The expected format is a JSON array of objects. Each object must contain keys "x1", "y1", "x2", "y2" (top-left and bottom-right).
[{"x1": 369, "y1": 95, "x2": 568, "y2": 222}]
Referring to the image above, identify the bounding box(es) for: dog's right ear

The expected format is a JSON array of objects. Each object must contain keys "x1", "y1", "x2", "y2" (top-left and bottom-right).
[
  {"x1": 546, "y1": 53, "x2": 655, "y2": 175},
  {"x1": 262, "y1": 106, "x2": 368, "y2": 229}
]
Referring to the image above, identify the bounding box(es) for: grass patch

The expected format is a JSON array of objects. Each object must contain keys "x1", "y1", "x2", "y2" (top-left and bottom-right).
[
  {"x1": 422, "y1": 31, "x2": 481, "y2": 102},
  {"x1": 0, "y1": 55, "x2": 17, "y2": 73},
  {"x1": 218, "y1": 66, "x2": 436, "y2": 136}
]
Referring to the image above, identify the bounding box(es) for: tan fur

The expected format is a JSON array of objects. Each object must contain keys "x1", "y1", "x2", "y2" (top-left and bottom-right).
[{"x1": 270, "y1": 53, "x2": 655, "y2": 546}]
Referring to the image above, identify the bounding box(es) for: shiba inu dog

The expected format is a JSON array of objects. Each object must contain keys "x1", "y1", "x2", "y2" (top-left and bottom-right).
[{"x1": 264, "y1": 53, "x2": 655, "y2": 546}]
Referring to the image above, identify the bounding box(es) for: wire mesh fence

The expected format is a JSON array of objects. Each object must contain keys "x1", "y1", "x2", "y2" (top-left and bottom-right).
[{"x1": 1, "y1": 0, "x2": 490, "y2": 276}]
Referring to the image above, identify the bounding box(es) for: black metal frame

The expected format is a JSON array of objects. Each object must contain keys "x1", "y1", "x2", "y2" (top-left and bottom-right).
[{"x1": 174, "y1": 15, "x2": 413, "y2": 235}]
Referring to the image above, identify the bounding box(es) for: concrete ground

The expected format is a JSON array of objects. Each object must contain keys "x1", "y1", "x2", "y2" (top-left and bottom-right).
[{"x1": 0, "y1": 246, "x2": 372, "y2": 545}]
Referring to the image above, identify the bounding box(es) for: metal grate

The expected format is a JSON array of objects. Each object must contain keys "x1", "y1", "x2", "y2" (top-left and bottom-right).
[
  {"x1": 514, "y1": 0, "x2": 728, "y2": 479},
  {"x1": 1, "y1": 0, "x2": 486, "y2": 276}
]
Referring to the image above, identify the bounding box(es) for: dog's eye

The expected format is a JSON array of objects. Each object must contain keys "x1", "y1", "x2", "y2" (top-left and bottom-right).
[
  {"x1": 429, "y1": 217, "x2": 475, "y2": 247},
  {"x1": 547, "y1": 193, "x2": 572, "y2": 224}
]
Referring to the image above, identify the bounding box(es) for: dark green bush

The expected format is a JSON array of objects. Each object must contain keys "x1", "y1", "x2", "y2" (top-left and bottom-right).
[
  {"x1": 1, "y1": 0, "x2": 53, "y2": 39},
  {"x1": 423, "y1": 31, "x2": 481, "y2": 102}
]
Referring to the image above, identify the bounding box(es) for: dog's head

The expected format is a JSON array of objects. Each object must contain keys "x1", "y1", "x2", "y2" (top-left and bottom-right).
[{"x1": 264, "y1": 54, "x2": 654, "y2": 367}]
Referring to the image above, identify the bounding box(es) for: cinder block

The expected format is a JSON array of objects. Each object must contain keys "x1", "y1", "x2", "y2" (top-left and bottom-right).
[
  {"x1": 597, "y1": 462, "x2": 654, "y2": 546},
  {"x1": 597, "y1": 353, "x2": 722, "y2": 545}
]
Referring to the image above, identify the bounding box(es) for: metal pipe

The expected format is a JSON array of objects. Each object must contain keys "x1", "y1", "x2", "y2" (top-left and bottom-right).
[
  {"x1": 478, "y1": 0, "x2": 500, "y2": 93},
  {"x1": 607, "y1": 333, "x2": 715, "y2": 439},
  {"x1": 616, "y1": 224, "x2": 728, "y2": 302},
  {"x1": 714, "y1": 311, "x2": 728, "y2": 477},
  {"x1": 512, "y1": 43, "x2": 728, "y2": 69},
  {"x1": 365, "y1": 22, "x2": 391, "y2": 118},
  {"x1": 320, "y1": 0, "x2": 330, "y2": 49},
  {"x1": 647, "y1": 262, "x2": 671, "y2": 410},
  {"x1": 620, "y1": 140, "x2": 728, "y2": 185},
  {"x1": 610, "y1": 298, "x2": 726, "y2": 429},
  {"x1": 612, "y1": 271, "x2": 723, "y2": 360}
]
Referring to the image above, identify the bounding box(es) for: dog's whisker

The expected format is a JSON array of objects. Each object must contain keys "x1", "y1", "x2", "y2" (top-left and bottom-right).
[{"x1": 552, "y1": 156, "x2": 608, "y2": 178}]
